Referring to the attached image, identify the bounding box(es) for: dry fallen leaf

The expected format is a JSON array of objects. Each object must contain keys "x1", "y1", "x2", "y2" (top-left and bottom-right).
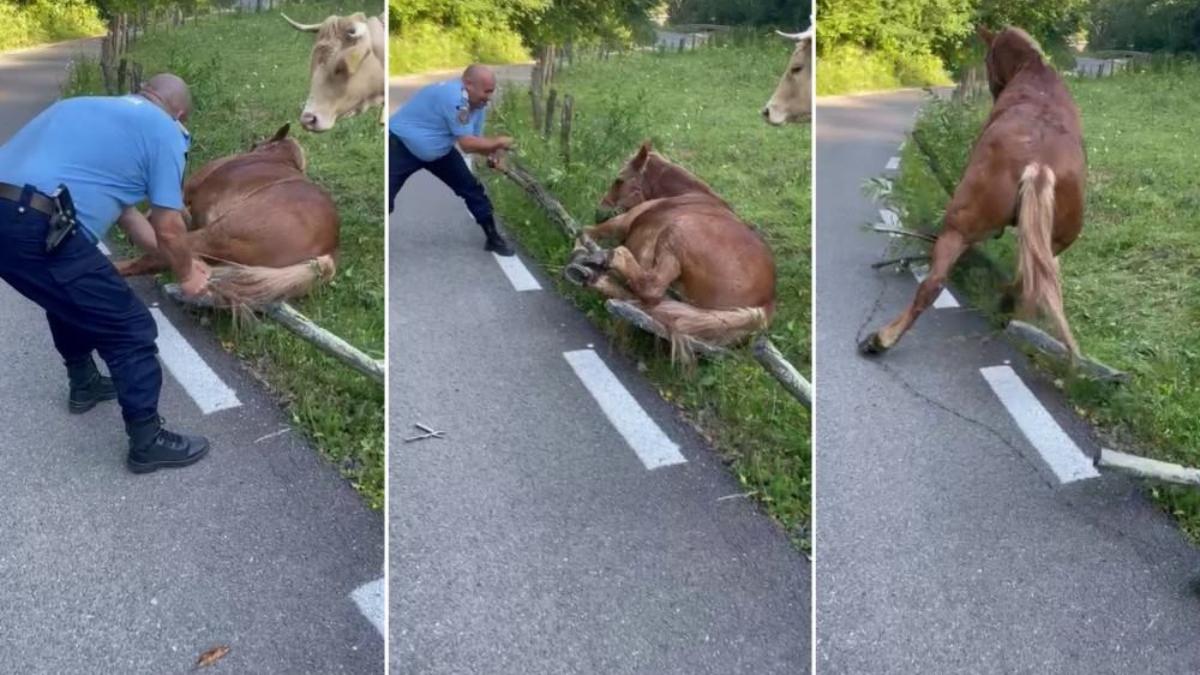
[{"x1": 196, "y1": 645, "x2": 230, "y2": 668}]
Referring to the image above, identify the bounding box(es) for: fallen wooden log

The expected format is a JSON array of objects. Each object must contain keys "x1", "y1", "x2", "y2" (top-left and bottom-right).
[
  {"x1": 752, "y1": 335, "x2": 812, "y2": 409},
  {"x1": 605, "y1": 300, "x2": 729, "y2": 359},
  {"x1": 1005, "y1": 320, "x2": 1128, "y2": 383},
  {"x1": 492, "y1": 157, "x2": 599, "y2": 254},
  {"x1": 160, "y1": 283, "x2": 384, "y2": 385},
  {"x1": 1096, "y1": 448, "x2": 1200, "y2": 487}
]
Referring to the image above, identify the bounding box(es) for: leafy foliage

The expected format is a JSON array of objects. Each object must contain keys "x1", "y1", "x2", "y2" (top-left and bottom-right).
[{"x1": 0, "y1": 0, "x2": 105, "y2": 51}]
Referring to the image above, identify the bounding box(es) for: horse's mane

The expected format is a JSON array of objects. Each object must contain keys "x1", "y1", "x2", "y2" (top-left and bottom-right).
[{"x1": 645, "y1": 152, "x2": 731, "y2": 209}]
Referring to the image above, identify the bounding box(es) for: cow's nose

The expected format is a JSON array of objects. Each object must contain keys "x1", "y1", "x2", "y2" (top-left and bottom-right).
[
  {"x1": 300, "y1": 112, "x2": 318, "y2": 128},
  {"x1": 761, "y1": 107, "x2": 770, "y2": 118}
]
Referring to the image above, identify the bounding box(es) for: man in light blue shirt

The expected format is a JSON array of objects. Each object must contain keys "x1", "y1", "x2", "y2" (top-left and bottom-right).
[
  {"x1": 389, "y1": 64, "x2": 516, "y2": 256},
  {"x1": 0, "y1": 73, "x2": 211, "y2": 473}
]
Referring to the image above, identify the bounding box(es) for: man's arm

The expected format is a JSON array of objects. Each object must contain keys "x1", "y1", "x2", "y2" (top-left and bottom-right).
[
  {"x1": 116, "y1": 206, "x2": 158, "y2": 252},
  {"x1": 457, "y1": 134, "x2": 513, "y2": 155},
  {"x1": 149, "y1": 207, "x2": 209, "y2": 297}
]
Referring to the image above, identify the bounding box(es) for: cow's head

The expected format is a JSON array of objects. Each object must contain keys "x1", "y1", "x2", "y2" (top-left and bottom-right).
[
  {"x1": 763, "y1": 26, "x2": 813, "y2": 125},
  {"x1": 249, "y1": 123, "x2": 307, "y2": 173},
  {"x1": 283, "y1": 12, "x2": 384, "y2": 132},
  {"x1": 597, "y1": 140, "x2": 656, "y2": 221}
]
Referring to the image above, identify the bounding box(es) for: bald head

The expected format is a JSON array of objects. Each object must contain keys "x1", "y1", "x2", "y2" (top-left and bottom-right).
[
  {"x1": 462, "y1": 64, "x2": 497, "y2": 109},
  {"x1": 140, "y1": 73, "x2": 192, "y2": 123}
]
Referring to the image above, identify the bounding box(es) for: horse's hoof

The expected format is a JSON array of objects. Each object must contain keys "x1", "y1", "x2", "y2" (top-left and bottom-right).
[
  {"x1": 858, "y1": 333, "x2": 887, "y2": 356},
  {"x1": 564, "y1": 262, "x2": 594, "y2": 287}
]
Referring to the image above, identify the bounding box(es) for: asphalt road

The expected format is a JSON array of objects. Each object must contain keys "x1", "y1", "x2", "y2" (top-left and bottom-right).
[
  {"x1": 0, "y1": 40, "x2": 382, "y2": 673},
  {"x1": 815, "y1": 90, "x2": 1200, "y2": 674},
  {"x1": 389, "y1": 73, "x2": 810, "y2": 674}
]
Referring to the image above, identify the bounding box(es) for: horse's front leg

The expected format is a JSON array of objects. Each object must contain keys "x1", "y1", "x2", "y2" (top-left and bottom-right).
[
  {"x1": 860, "y1": 229, "x2": 968, "y2": 354},
  {"x1": 608, "y1": 244, "x2": 680, "y2": 305}
]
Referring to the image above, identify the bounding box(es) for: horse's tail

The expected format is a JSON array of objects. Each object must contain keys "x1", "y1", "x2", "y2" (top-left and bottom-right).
[
  {"x1": 208, "y1": 254, "x2": 336, "y2": 307},
  {"x1": 646, "y1": 300, "x2": 771, "y2": 363},
  {"x1": 1016, "y1": 163, "x2": 1079, "y2": 356}
]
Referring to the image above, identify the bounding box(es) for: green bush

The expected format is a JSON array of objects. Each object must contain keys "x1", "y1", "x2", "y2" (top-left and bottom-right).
[
  {"x1": 389, "y1": 20, "x2": 529, "y2": 75},
  {"x1": 818, "y1": 44, "x2": 951, "y2": 95},
  {"x1": 0, "y1": 0, "x2": 105, "y2": 52}
]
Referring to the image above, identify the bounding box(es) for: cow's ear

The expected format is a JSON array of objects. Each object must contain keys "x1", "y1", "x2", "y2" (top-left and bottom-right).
[
  {"x1": 632, "y1": 140, "x2": 652, "y2": 171},
  {"x1": 977, "y1": 25, "x2": 995, "y2": 46},
  {"x1": 272, "y1": 123, "x2": 290, "y2": 142}
]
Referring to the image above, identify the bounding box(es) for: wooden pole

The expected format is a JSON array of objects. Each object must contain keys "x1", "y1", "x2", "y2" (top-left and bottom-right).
[
  {"x1": 606, "y1": 300, "x2": 729, "y2": 359},
  {"x1": 1097, "y1": 448, "x2": 1200, "y2": 487},
  {"x1": 752, "y1": 335, "x2": 812, "y2": 408},
  {"x1": 529, "y1": 63, "x2": 544, "y2": 130},
  {"x1": 560, "y1": 94, "x2": 574, "y2": 165},
  {"x1": 117, "y1": 58, "x2": 128, "y2": 93},
  {"x1": 160, "y1": 285, "x2": 384, "y2": 385},
  {"x1": 543, "y1": 88, "x2": 557, "y2": 138},
  {"x1": 1005, "y1": 321, "x2": 1129, "y2": 382},
  {"x1": 493, "y1": 157, "x2": 597, "y2": 253}
]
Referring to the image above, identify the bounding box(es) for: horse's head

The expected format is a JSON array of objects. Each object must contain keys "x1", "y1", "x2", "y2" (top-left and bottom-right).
[
  {"x1": 978, "y1": 25, "x2": 1045, "y2": 99},
  {"x1": 249, "y1": 123, "x2": 308, "y2": 173},
  {"x1": 596, "y1": 140, "x2": 655, "y2": 222}
]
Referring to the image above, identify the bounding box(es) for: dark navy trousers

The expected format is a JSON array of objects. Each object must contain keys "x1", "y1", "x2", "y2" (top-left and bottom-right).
[
  {"x1": 388, "y1": 132, "x2": 494, "y2": 229},
  {"x1": 0, "y1": 187, "x2": 161, "y2": 423}
]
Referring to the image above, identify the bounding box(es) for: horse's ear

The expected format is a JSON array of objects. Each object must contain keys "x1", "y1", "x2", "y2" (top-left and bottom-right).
[
  {"x1": 632, "y1": 140, "x2": 652, "y2": 170},
  {"x1": 272, "y1": 123, "x2": 291, "y2": 142},
  {"x1": 977, "y1": 25, "x2": 995, "y2": 46}
]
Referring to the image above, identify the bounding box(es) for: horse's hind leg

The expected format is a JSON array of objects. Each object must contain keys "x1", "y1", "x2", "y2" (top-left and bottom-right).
[{"x1": 860, "y1": 229, "x2": 968, "y2": 354}]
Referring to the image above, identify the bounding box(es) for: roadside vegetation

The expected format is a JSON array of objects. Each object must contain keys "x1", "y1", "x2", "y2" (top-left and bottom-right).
[
  {"x1": 0, "y1": 0, "x2": 104, "y2": 52},
  {"x1": 816, "y1": 0, "x2": 1087, "y2": 95},
  {"x1": 887, "y1": 60, "x2": 1200, "y2": 540},
  {"x1": 62, "y1": 1, "x2": 386, "y2": 508},
  {"x1": 485, "y1": 38, "x2": 812, "y2": 545}
]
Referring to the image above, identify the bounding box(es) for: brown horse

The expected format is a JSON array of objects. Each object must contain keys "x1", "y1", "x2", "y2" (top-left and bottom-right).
[
  {"x1": 116, "y1": 124, "x2": 340, "y2": 305},
  {"x1": 860, "y1": 26, "x2": 1085, "y2": 358},
  {"x1": 572, "y1": 141, "x2": 776, "y2": 354}
]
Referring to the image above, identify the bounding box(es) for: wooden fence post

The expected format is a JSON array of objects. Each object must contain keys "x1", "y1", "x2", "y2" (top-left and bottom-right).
[
  {"x1": 530, "y1": 63, "x2": 544, "y2": 130},
  {"x1": 117, "y1": 58, "x2": 128, "y2": 93},
  {"x1": 543, "y1": 88, "x2": 558, "y2": 138},
  {"x1": 560, "y1": 94, "x2": 573, "y2": 165}
]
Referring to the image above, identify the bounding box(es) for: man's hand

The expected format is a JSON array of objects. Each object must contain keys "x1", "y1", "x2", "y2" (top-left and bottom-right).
[
  {"x1": 487, "y1": 148, "x2": 508, "y2": 170},
  {"x1": 178, "y1": 258, "x2": 211, "y2": 299},
  {"x1": 495, "y1": 135, "x2": 515, "y2": 150}
]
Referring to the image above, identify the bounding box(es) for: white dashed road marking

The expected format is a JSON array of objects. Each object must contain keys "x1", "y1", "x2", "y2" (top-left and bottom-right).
[
  {"x1": 980, "y1": 365, "x2": 1099, "y2": 484},
  {"x1": 911, "y1": 264, "x2": 960, "y2": 309},
  {"x1": 886, "y1": 156, "x2": 900, "y2": 170},
  {"x1": 150, "y1": 307, "x2": 241, "y2": 414},
  {"x1": 563, "y1": 349, "x2": 685, "y2": 470},
  {"x1": 351, "y1": 577, "x2": 385, "y2": 637},
  {"x1": 493, "y1": 253, "x2": 542, "y2": 291}
]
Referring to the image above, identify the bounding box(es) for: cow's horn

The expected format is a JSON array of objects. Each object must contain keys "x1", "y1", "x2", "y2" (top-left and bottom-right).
[
  {"x1": 776, "y1": 28, "x2": 814, "y2": 41},
  {"x1": 281, "y1": 12, "x2": 322, "y2": 32}
]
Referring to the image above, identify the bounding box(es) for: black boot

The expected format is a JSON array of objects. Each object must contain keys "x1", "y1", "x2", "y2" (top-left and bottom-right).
[
  {"x1": 125, "y1": 416, "x2": 210, "y2": 474},
  {"x1": 481, "y1": 220, "x2": 515, "y2": 257},
  {"x1": 66, "y1": 356, "x2": 117, "y2": 414}
]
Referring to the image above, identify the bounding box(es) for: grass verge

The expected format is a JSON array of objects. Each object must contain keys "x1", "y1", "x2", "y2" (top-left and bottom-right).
[
  {"x1": 62, "y1": 1, "x2": 385, "y2": 508},
  {"x1": 889, "y1": 67, "x2": 1200, "y2": 541},
  {"x1": 484, "y1": 40, "x2": 812, "y2": 546}
]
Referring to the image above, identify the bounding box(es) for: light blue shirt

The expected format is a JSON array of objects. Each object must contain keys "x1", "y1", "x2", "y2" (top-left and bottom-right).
[
  {"x1": 389, "y1": 79, "x2": 486, "y2": 162},
  {"x1": 0, "y1": 95, "x2": 189, "y2": 240}
]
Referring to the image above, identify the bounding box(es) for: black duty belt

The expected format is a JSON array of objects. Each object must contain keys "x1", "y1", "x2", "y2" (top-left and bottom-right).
[{"x1": 0, "y1": 183, "x2": 56, "y2": 216}]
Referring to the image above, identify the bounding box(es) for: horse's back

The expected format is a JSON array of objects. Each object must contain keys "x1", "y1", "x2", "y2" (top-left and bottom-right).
[
  {"x1": 951, "y1": 64, "x2": 1085, "y2": 236},
  {"x1": 188, "y1": 155, "x2": 338, "y2": 266}
]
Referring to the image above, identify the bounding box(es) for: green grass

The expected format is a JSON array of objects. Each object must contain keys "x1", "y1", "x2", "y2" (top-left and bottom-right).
[
  {"x1": 62, "y1": 2, "x2": 385, "y2": 508},
  {"x1": 889, "y1": 66, "x2": 1200, "y2": 541},
  {"x1": 0, "y1": 0, "x2": 104, "y2": 53},
  {"x1": 484, "y1": 40, "x2": 812, "y2": 546},
  {"x1": 817, "y1": 44, "x2": 951, "y2": 96},
  {"x1": 389, "y1": 21, "x2": 529, "y2": 75}
]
